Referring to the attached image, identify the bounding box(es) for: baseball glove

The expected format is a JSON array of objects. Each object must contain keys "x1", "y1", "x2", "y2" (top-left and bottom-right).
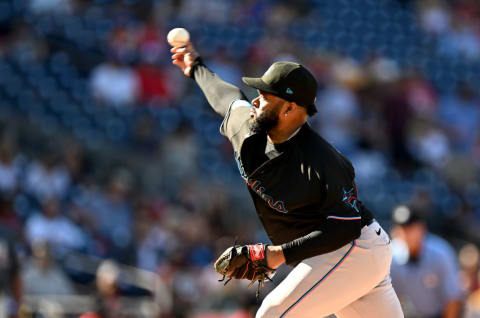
[{"x1": 214, "y1": 243, "x2": 275, "y2": 298}]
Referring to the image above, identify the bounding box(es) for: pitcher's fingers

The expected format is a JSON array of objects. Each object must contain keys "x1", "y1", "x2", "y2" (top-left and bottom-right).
[
  {"x1": 170, "y1": 46, "x2": 187, "y2": 53},
  {"x1": 171, "y1": 53, "x2": 185, "y2": 60},
  {"x1": 172, "y1": 60, "x2": 184, "y2": 66}
]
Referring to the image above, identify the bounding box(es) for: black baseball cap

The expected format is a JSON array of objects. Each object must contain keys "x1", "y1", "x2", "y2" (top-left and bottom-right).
[
  {"x1": 391, "y1": 205, "x2": 425, "y2": 226},
  {"x1": 242, "y1": 62, "x2": 318, "y2": 115}
]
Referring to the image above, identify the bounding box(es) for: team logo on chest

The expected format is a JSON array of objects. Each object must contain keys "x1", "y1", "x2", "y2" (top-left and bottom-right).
[
  {"x1": 247, "y1": 179, "x2": 288, "y2": 213},
  {"x1": 342, "y1": 187, "x2": 359, "y2": 213}
]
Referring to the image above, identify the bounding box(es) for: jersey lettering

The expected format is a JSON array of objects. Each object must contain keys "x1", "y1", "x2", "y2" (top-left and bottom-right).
[{"x1": 247, "y1": 179, "x2": 288, "y2": 213}]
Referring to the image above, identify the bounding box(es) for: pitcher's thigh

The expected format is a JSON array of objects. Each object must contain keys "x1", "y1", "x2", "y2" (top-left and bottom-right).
[
  {"x1": 335, "y1": 277, "x2": 404, "y2": 318},
  {"x1": 256, "y1": 243, "x2": 378, "y2": 318}
]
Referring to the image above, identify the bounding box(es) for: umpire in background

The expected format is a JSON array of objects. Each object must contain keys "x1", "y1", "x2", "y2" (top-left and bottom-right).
[
  {"x1": 171, "y1": 40, "x2": 403, "y2": 317},
  {"x1": 390, "y1": 204, "x2": 463, "y2": 318}
]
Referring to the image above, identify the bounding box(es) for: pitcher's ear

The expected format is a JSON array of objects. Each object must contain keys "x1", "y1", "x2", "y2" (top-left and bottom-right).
[{"x1": 284, "y1": 104, "x2": 292, "y2": 116}]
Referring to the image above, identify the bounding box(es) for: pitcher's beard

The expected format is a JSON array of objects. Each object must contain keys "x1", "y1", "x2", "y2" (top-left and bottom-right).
[{"x1": 250, "y1": 110, "x2": 280, "y2": 135}]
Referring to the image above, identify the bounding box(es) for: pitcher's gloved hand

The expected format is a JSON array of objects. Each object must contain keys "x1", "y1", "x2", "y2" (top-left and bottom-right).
[{"x1": 214, "y1": 243, "x2": 276, "y2": 290}]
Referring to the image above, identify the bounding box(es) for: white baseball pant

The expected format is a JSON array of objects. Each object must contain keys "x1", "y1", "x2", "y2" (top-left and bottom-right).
[{"x1": 256, "y1": 221, "x2": 404, "y2": 318}]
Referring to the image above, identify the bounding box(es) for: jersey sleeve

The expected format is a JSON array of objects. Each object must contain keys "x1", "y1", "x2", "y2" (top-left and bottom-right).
[
  {"x1": 193, "y1": 63, "x2": 248, "y2": 118},
  {"x1": 220, "y1": 99, "x2": 253, "y2": 151},
  {"x1": 281, "y1": 218, "x2": 362, "y2": 265}
]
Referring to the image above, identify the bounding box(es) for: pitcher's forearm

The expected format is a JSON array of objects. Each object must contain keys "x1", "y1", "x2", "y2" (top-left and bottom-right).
[
  {"x1": 266, "y1": 245, "x2": 286, "y2": 269},
  {"x1": 193, "y1": 63, "x2": 248, "y2": 117}
]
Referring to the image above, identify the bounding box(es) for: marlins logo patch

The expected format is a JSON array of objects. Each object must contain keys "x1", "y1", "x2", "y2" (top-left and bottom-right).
[{"x1": 342, "y1": 187, "x2": 359, "y2": 213}]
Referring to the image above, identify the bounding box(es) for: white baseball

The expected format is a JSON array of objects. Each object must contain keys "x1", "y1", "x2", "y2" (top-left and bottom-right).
[{"x1": 167, "y1": 28, "x2": 190, "y2": 47}]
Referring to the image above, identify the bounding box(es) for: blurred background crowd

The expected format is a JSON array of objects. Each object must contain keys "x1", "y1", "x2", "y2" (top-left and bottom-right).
[{"x1": 0, "y1": 0, "x2": 480, "y2": 317}]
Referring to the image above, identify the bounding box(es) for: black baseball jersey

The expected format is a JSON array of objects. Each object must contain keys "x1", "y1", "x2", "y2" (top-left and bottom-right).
[{"x1": 193, "y1": 63, "x2": 374, "y2": 265}]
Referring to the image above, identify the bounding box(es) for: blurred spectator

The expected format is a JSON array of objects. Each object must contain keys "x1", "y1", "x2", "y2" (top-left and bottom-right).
[
  {"x1": 459, "y1": 244, "x2": 480, "y2": 318},
  {"x1": 0, "y1": 138, "x2": 22, "y2": 195},
  {"x1": 133, "y1": 202, "x2": 175, "y2": 271},
  {"x1": 136, "y1": 20, "x2": 174, "y2": 105},
  {"x1": 349, "y1": 149, "x2": 389, "y2": 183},
  {"x1": 62, "y1": 142, "x2": 91, "y2": 186},
  {"x1": 406, "y1": 117, "x2": 451, "y2": 169},
  {"x1": 418, "y1": 0, "x2": 451, "y2": 35},
  {"x1": 90, "y1": 57, "x2": 140, "y2": 107},
  {"x1": 29, "y1": 0, "x2": 73, "y2": 14},
  {"x1": 136, "y1": 62, "x2": 171, "y2": 105},
  {"x1": 21, "y1": 241, "x2": 74, "y2": 295},
  {"x1": 422, "y1": 0, "x2": 480, "y2": 60},
  {"x1": 80, "y1": 312, "x2": 102, "y2": 318},
  {"x1": 438, "y1": 82, "x2": 479, "y2": 153},
  {"x1": 131, "y1": 115, "x2": 160, "y2": 153},
  {"x1": 7, "y1": 23, "x2": 48, "y2": 63},
  {"x1": 312, "y1": 78, "x2": 359, "y2": 155},
  {"x1": 0, "y1": 194, "x2": 22, "y2": 240},
  {"x1": 366, "y1": 55, "x2": 400, "y2": 85},
  {"x1": 108, "y1": 24, "x2": 139, "y2": 66},
  {"x1": 75, "y1": 171, "x2": 133, "y2": 262},
  {"x1": 24, "y1": 152, "x2": 71, "y2": 202},
  {"x1": 88, "y1": 259, "x2": 150, "y2": 318},
  {"x1": 178, "y1": 0, "x2": 233, "y2": 24},
  {"x1": 94, "y1": 260, "x2": 121, "y2": 317},
  {"x1": 381, "y1": 77, "x2": 416, "y2": 171},
  {"x1": 439, "y1": 21, "x2": 480, "y2": 61},
  {"x1": 0, "y1": 216, "x2": 21, "y2": 317},
  {"x1": 160, "y1": 124, "x2": 199, "y2": 191},
  {"x1": 443, "y1": 155, "x2": 479, "y2": 193},
  {"x1": 390, "y1": 205, "x2": 463, "y2": 318},
  {"x1": 25, "y1": 197, "x2": 86, "y2": 256},
  {"x1": 403, "y1": 70, "x2": 437, "y2": 118}
]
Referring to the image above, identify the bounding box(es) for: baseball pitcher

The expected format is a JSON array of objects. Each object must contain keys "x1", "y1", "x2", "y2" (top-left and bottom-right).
[{"x1": 170, "y1": 39, "x2": 404, "y2": 318}]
